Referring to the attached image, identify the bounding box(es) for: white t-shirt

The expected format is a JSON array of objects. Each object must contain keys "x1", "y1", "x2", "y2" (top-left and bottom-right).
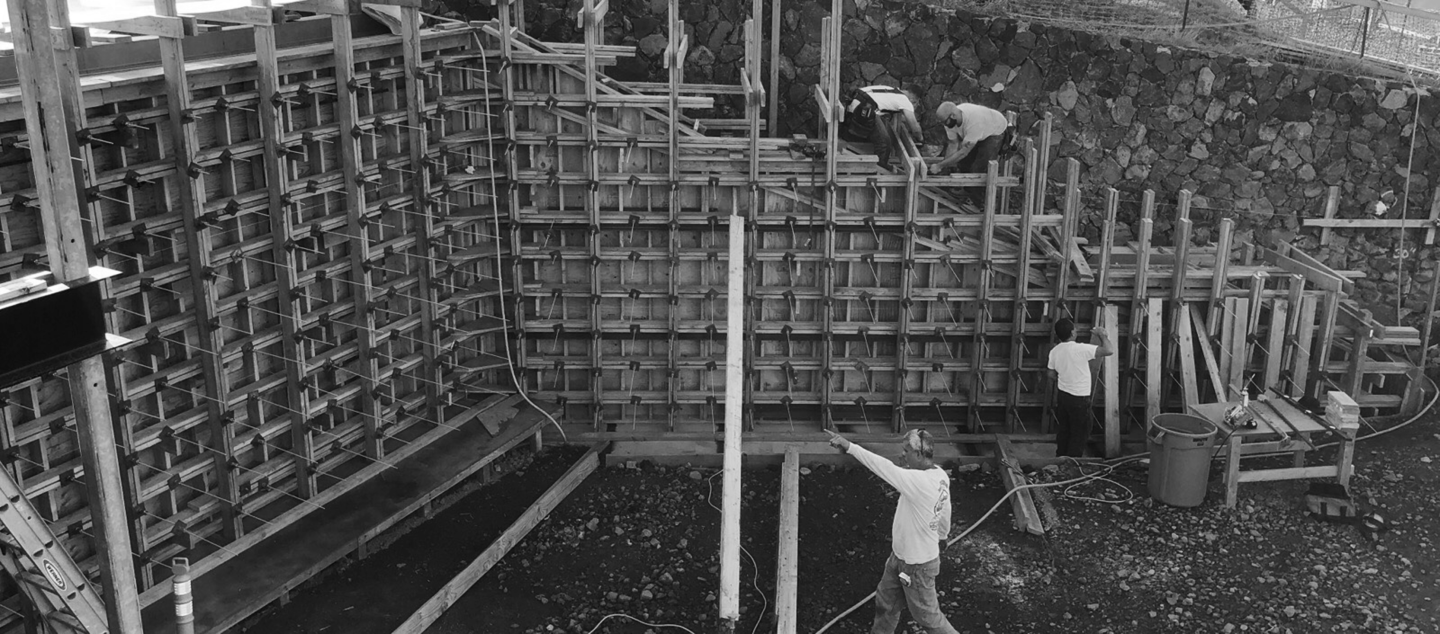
[
  {"x1": 850, "y1": 85, "x2": 915, "y2": 114},
  {"x1": 846, "y1": 443, "x2": 952, "y2": 565},
  {"x1": 945, "y1": 103, "x2": 1009, "y2": 145},
  {"x1": 1048, "y1": 340, "x2": 1099, "y2": 397}
]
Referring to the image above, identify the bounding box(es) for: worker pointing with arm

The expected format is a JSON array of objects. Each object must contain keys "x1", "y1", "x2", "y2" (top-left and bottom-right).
[
  {"x1": 827, "y1": 428, "x2": 960, "y2": 634},
  {"x1": 1046, "y1": 317, "x2": 1114, "y2": 458}
]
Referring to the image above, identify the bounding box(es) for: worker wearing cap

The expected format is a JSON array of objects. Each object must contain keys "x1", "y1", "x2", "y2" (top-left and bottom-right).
[
  {"x1": 841, "y1": 85, "x2": 923, "y2": 169},
  {"x1": 933, "y1": 101, "x2": 1009, "y2": 174},
  {"x1": 1046, "y1": 317, "x2": 1114, "y2": 458},
  {"x1": 827, "y1": 428, "x2": 960, "y2": 634}
]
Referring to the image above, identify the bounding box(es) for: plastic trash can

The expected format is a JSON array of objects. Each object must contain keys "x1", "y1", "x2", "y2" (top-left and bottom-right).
[{"x1": 1147, "y1": 414, "x2": 1219, "y2": 507}]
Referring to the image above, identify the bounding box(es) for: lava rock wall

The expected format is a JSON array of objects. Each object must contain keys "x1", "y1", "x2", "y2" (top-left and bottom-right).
[{"x1": 520, "y1": 0, "x2": 1440, "y2": 326}]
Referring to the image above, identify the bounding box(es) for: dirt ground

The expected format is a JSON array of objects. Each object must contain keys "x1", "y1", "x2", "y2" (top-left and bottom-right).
[{"x1": 246, "y1": 410, "x2": 1440, "y2": 634}]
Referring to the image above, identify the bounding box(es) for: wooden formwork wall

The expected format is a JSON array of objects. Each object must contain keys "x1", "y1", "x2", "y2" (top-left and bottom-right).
[
  {"x1": 0, "y1": 14, "x2": 514, "y2": 616},
  {"x1": 0, "y1": 3, "x2": 1426, "y2": 628}
]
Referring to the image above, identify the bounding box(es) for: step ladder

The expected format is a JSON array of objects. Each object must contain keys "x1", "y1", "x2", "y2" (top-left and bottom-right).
[{"x1": 0, "y1": 466, "x2": 108, "y2": 633}]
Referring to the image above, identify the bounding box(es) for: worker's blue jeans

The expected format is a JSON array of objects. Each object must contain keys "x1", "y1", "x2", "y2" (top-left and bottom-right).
[{"x1": 871, "y1": 552, "x2": 960, "y2": 634}]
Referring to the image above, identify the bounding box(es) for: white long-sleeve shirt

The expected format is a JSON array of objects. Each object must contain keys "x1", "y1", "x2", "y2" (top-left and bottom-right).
[{"x1": 847, "y1": 443, "x2": 953, "y2": 564}]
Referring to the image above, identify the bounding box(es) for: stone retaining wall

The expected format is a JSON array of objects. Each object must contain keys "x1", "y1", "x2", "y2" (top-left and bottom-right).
[{"x1": 519, "y1": 0, "x2": 1440, "y2": 327}]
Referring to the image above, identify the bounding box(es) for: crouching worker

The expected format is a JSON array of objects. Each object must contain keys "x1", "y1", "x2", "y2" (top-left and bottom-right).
[
  {"x1": 827, "y1": 428, "x2": 960, "y2": 634},
  {"x1": 841, "y1": 85, "x2": 923, "y2": 169},
  {"x1": 933, "y1": 100, "x2": 1009, "y2": 174}
]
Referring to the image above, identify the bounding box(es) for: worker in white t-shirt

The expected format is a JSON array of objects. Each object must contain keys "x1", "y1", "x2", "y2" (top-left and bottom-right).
[
  {"x1": 933, "y1": 101, "x2": 1009, "y2": 174},
  {"x1": 827, "y1": 428, "x2": 960, "y2": 634},
  {"x1": 1045, "y1": 317, "x2": 1114, "y2": 458},
  {"x1": 841, "y1": 85, "x2": 923, "y2": 170}
]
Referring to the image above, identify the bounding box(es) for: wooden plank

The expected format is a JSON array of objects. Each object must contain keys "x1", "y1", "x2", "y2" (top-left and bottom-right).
[
  {"x1": 1319, "y1": 185, "x2": 1339, "y2": 245},
  {"x1": 1235, "y1": 465, "x2": 1340, "y2": 483},
  {"x1": 1102, "y1": 304, "x2": 1120, "y2": 458},
  {"x1": 1263, "y1": 299, "x2": 1290, "y2": 391},
  {"x1": 77, "y1": 15, "x2": 186, "y2": 37},
  {"x1": 1145, "y1": 298, "x2": 1163, "y2": 427},
  {"x1": 1218, "y1": 297, "x2": 1235, "y2": 389},
  {"x1": 1426, "y1": 188, "x2": 1440, "y2": 245},
  {"x1": 1229, "y1": 298, "x2": 1251, "y2": 398},
  {"x1": 1177, "y1": 305, "x2": 1199, "y2": 409},
  {"x1": 1302, "y1": 218, "x2": 1440, "y2": 229},
  {"x1": 1312, "y1": 290, "x2": 1341, "y2": 400},
  {"x1": 1097, "y1": 189, "x2": 1118, "y2": 298},
  {"x1": 1291, "y1": 293, "x2": 1319, "y2": 399},
  {"x1": 1190, "y1": 304, "x2": 1225, "y2": 402},
  {"x1": 994, "y1": 436, "x2": 1044, "y2": 536},
  {"x1": 388, "y1": 442, "x2": 606, "y2": 634},
  {"x1": 775, "y1": 448, "x2": 799, "y2": 634}
]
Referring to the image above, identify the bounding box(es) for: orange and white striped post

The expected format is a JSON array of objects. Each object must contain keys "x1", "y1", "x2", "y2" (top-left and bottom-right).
[{"x1": 172, "y1": 557, "x2": 194, "y2": 634}]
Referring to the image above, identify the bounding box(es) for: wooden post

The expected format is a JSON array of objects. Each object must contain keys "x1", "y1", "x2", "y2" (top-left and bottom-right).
[
  {"x1": 330, "y1": 6, "x2": 383, "y2": 458},
  {"x1": 1145, "y1": 298, "x2": 1163, "y2": 426},
  {"x1": 1014, "y1": 143, "x2": 1038, "y2": 432},
  {"x1": 5, "y1": 0, "x2": 142, "y2": 629},
  {"x1": 154, "y1": 0, "x2": 243, "y2": 539},
  {"x1": 1102, "y1": 304, "x2": 1120, "y2": 457},
  {"x1": 1208, "y1": 218, "x2": 1234, "y2": 338},
  {"x1": 774, "y1": 448, "x2": 799, "y2": 634},
  {"x1": 768, "y1": 0, "x2": 782, "y2": 137},
  {"x1": 1425, "y1": 260, "x2": 1440, "y2": 359},
  {"x1": 254, "y1": 0, "x2": 316, "y2": 497},
  {"x1": 668, "y1": 0, "x2": 684, "y2": 430},
  {"x1": 971, "y1": 171, "x2": 993, "y2": 429},
  {"x1": 1127, "y1": 192, "x2": 1155, "y2": 424},
  {"x1": 719, "y1": 215, "x2": 746, "y2": 630},
  {"x1": 1164, "y1": 191, "x2": 1192, "y2": 408}
]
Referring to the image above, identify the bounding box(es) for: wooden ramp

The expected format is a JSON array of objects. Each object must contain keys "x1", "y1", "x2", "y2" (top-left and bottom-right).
[
  {"x1": 389, "y1": 441, "x2": 608, "y2": 634},
  {"x1": 140, "y1": 401, "x2": 553, "y2": 634}
]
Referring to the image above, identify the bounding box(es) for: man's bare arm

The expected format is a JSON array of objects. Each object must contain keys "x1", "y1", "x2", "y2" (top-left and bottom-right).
[
  {"x1": 935, "y1": 141, "x2": 975, "y2": 170},
  {"x1": 1094, "y1": 328, "x2": 1114, "y2": 359}
]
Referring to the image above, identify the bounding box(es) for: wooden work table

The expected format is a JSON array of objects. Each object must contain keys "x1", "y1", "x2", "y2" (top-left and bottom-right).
[{"x1": 1188, "y1": 393, "x2": 1357, "y2": 508}]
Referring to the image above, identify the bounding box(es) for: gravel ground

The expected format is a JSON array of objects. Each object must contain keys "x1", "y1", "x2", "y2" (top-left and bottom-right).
[{"x1": 252, "y1": 412, "x2": 1440, "y2": 634}]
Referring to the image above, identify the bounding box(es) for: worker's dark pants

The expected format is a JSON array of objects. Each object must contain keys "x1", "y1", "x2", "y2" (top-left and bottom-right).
[
  {"x1": 871, "y1": 552, "x2": 960, "y2": 634},
  {"x1": 841, "y1": 116, "x2": 901, "y2": 167},
  {"x1": 957, "y1": 133, "x2": 1004, "y2": 174},
  {"x1": 1054, "y1": 391, "x2": 1094, "y2": 458}
]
